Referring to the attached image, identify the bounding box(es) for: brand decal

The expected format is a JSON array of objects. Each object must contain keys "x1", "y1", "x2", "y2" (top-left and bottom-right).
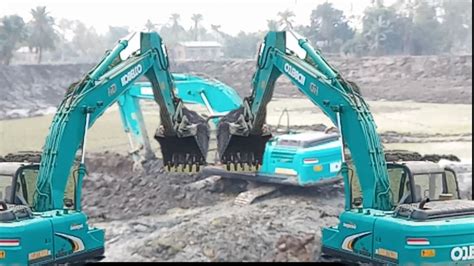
[
  {"x1": 284, "y1": 63, "x2": 305, "y2": 85},
  {"x1": 108, "y1": 84, "x2": 117, "y2": 96},
  {"x1": 28, "y1": 249, "x2": 51, "y2": 261},
  {"x1": 343, "y1": 222, "x2": 357, "y2": 229},
  {"x1": 121, "y1": 64, "x2": 143, "y2": 86},
  {"x1": 310, "y1": 83, "x2": 318, "y2": 95},
  {"x1": 70, "y1": 223, "x2": 84, "y2": 231},
  {"x1": 451, "y1": 246, "x2": 474, "y2": 261},
  {"x1": 375, "y1": 248, "x2": 398, "y2": 260}
]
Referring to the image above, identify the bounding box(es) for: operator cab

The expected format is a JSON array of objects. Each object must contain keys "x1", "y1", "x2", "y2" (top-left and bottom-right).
[
  {"x1": 0, "y1": 162, "x2": 77, "y2": 222},
  {"x1": 350, "y1": 160, "x2": 474, "y2": 220},
  {"x1": 0, "y1": 162, "x2": 37, "y2": 221},
  {"x1": 388, "y1": 161, "x2": 460, "y2": 205}
]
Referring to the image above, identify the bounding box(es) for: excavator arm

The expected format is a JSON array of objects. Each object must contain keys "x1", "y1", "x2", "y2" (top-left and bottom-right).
[
  {"x1": 118, "y1": 75, "x2": 242, "y2": 165},
  {"x1": 217, "y1": 31, "x2": 392, "y2": 210},
  {"x1": 34, "y1": 32, "x2": 209, "y2": 212}
]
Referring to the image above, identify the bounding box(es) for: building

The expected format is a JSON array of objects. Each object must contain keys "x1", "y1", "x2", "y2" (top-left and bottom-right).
[{"x1": 170, "y1": 41, "x2": 224, "y2": 60}]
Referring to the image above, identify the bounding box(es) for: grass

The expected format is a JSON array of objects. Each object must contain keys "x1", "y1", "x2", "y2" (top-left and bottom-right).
[{"x1": 0, "y1": 100, "x2": 471, "y2": 161}]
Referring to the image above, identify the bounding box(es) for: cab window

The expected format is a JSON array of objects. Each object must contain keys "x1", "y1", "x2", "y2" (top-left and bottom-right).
[
  {"x1": 444, "y1": 169, "x2": 460, "y2": 199},
  {"x1": 387, "y1": 166, "x2": 410, "y2": 205},
  {"x1": 17, "y1": 167, "x2": 40, "y2": 207},
  {"x1": 16, "y1": 164, "x2": 77, "y2": 209},
  {"x1": 0, "y1": 174, "x2": 13, "y2": 202},
  {"x1": 413, "y1": 173, "x2": 443, "y2": 201}
]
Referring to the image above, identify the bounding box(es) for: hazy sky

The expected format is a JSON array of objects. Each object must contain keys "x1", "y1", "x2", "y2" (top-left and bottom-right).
[{"x1": 1, "y1": 0, "x2": 393, "y2": 35}]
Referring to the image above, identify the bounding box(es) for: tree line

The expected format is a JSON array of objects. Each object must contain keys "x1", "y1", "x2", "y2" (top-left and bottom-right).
[{"x1": 0, "y1": 0, "x2": 471, "y2": 64}]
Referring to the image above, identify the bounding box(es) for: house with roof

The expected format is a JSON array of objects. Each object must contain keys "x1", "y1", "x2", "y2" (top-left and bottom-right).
[{"x1": 170, "y1": 41, "x2": 224, "y2": 60}]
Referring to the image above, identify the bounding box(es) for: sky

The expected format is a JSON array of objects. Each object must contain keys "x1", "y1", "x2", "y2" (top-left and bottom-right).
[{"x1": 0, "y1": 0, "x2": 396, "y2": 35}]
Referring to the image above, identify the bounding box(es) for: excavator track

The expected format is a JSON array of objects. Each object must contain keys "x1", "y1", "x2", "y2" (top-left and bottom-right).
[{"x1": 234, "y1": 184, "x2": 279, "y2": 206}]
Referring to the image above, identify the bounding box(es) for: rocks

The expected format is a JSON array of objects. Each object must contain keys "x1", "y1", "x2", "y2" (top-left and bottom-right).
[
  {"x1": 274, "y1": 234, "x2": 315, "y2": 262},
  {"x1": 81, "y1": 152, "x2": 228, "y2": 221}
]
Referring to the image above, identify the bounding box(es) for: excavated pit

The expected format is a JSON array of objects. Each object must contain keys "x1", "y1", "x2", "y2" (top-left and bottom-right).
[{"x1": 77, "y1": 151, "x2": 470, "y2": 261}]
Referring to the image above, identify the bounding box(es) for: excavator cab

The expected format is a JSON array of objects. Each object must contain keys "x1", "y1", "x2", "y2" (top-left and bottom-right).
[
  {"x1": 0, "y1": 162, "x2": 78, "y2": 213},
  {"x1": 0, "y1": 163, "x2": 37, "y2": 221},
  {"x1": 348, "y1": 161, "x2": 462, "y2": 210}
]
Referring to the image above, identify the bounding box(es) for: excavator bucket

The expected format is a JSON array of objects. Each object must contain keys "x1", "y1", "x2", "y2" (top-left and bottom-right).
[
  {"x1": 155, "y1": 108, "x2": 210, "y2": 173},
  {"x1": 217, "y1": 107, "x2": 272, "y2": 171}
]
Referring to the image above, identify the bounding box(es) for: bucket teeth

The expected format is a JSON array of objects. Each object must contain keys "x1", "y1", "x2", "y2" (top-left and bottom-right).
[
  {"x1": 217, "y1": 107, "x2": 271, "y2": 172},
  {"x1": 223, "y1": 162, "x2": 262, "y2": 172},
  {"x1": 164, "y1": 162, "x2": 202, "y2": 174}
]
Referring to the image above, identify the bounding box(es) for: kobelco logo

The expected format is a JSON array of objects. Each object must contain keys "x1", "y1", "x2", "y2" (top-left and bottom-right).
[
  {"x1": 284, "y1": 63, "x2": 305, "y2": 85},
  {"x1": 451, "y1": 245, "x2": 474, "y2": 261},
  {"x1": 121, "y1": 64, "x2": 143, "y2": 86}
]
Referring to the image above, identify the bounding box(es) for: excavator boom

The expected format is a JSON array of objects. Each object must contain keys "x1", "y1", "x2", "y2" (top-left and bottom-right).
[
  {"x1": 217, "y1": 31, "x2": 391, "y2": 210},
  {"x1": 118, "y1": 75, "x2": 242, "y2": 165},
  {"x1": 35, "y1": 32, "x2": 209, "y2": 212}
]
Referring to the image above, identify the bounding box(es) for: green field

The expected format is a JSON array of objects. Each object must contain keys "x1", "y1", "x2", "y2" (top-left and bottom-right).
[{"x1": 0, "y1": 100, "x2": 471, "y2": 161}]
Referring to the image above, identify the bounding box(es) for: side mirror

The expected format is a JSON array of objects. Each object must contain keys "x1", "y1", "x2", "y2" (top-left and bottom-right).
[
  {"x1": 64, "y1": 198, "x2": 74, "y2": 209},
  {"x1": 353, "y1": 197, "x2": 363, "y2": 207}
]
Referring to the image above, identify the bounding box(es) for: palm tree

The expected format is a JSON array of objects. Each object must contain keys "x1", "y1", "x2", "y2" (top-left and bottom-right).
[
  {"x1": 267, "y1": 19, "x2": 279, "y2": 31},
  {"x1": 191, "y1": 13, "x2": 203, "y2": 41},
  {"x1": 28, "y1": 6, "x2": 57, "y2": 63},
  {"x1": 144, "y1": 19, "x2": 157, "y2": 32},
  {"x1": 170, "y1": 13, "x2": 180, "y2": 28},
  {"x1": 277, "y1": 10, "x2": 295, "y2": 30}
]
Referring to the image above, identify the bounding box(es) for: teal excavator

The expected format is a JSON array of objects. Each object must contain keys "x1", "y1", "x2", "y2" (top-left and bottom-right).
[
  {"x1": 0, "y1": 30, "x2": 472, "y2": 265},
  {"x1": 0, "y1": 31, "x2": 212, "y2": 264},
  {"x1": 215, "y1": 31, "x2": 474, "y2": 264}
]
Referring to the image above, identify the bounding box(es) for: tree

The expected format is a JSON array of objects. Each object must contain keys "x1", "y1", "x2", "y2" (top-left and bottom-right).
[
  {"x1": 277, "y1": 10, "x2": 295, "y2": 30},
  {"x1": 309, "y1": 3, "x2": 355, "y2": 53},
  {"x1": 0, "y1": 15, "x2": 26, "y2": 64},
  {"x1": 144, "y1": 19, "x2": 157, "y2": 32},
  {"x1": 210, "y1": 24, "x2": 225, "y2": 42},
  {"x1": 105, "y1": 26, "x2": 129, "y2": 47},
  {"x1": 409, "y1": 0, "x2": 443, "y2": 55},
  {"x1": 440, "y1": 0, "x2": 472, "y2": 54},
  {"x1": 223, "y1": 31, "x2": 261, "y2": 58},
  {"x1": 159, "y1": 13, "x2": 187, "y2": 45},
  {"x1": 191, "y1": 13, "x2": 203, "y2": 41},
  {"x1": 361, "y1": 5, "x2": 405, "y2": 55},
  {"x1": 267, "y1": 19, "x2": 279, "y2": 31},
  {"x1": 71, "y1": 21, "x2": 104, "y2": 62},
  {"x1": 27, "y1": 6, "x2": 58, "y2": 63}
]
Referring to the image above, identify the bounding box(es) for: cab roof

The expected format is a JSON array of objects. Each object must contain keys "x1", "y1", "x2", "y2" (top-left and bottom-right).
[
  {"x1": 398, "y1": 161, "x2": 444, "y2": 174},
  {"x1": 277, "y1": 131, "x2": 339, "y2": 142},
  {"x1": 0, "y1": 162, "x2": 28, "y2": 176}
]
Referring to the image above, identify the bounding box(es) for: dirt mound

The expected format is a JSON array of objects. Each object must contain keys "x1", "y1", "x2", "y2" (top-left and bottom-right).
[
  {"x1": 0, "y1": 64, "x2": 92, "y2": 120},
  {"x1": 81, "y1": 152, "x2": 239, "y2": 221},
  {"x1": 384, "y1": 150, "x2": 461, "y2": 162},
  {"x1": 171, "y1": 55, "x2": 472, "y2": 104},
  {"x1": 0, "y1": 151, "x2": 42, "y2": 162},
  {"x1": 1, "y1": 55, "x2": 471, "y2": 120},
  {"x1": 100, "y1": 185, "x2": 344, "y2": 262}
]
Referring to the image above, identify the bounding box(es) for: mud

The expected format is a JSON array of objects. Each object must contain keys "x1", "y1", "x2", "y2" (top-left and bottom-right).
[{"x1": 0, "y1": 149, "x2": 471, "y2": 261}]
